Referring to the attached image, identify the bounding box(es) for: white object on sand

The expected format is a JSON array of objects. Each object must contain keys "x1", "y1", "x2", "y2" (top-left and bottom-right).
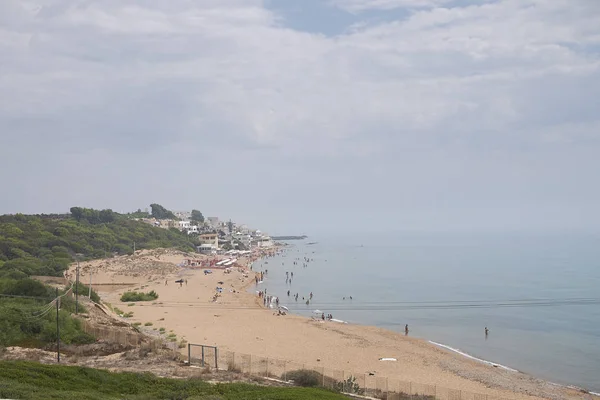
[
  {"x1": 379, "y1": 358, "x2": 397, "y2": 362},
  {"x1": 313, "y1": 309, "x2": 323, "y2": 314}
]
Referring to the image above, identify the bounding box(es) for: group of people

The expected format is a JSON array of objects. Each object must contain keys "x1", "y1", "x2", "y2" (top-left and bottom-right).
[
  {"x1": 321, "y1": 313, "x2": 334, "y2": 321},
  {"x1": 258, "y1": 290, "x2": 279, "y2": 307}
]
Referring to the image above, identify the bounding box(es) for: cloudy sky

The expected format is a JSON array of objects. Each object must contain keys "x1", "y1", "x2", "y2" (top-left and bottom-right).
[{"x1": 1, "y1": 0, "x2": 599, "y2": 235}]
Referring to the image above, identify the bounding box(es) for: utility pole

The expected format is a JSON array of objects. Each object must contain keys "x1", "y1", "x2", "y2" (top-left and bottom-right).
[
  {"x1": 75, "y1": 261, "x2": 79, "y2": 314},
  {"x1": 88, "y1": 268, "x2": 93, "y2": 299},
  {"x1": 56, "y1": 288, "x2": 60, "y2": 363}
]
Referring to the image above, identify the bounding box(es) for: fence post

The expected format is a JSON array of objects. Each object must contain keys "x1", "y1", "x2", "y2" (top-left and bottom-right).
[
  {"x1": 249, "y1": 354, "x2": 252, "y2": 374},
  {"x1": 266, "y1": 357, "x2": 269, "y2": 377},
  {"x1": 284, "y1": 361, "x2": 287, "y2": 381},
  {"x1": 386, "y1": 377, "x2": 388, "y2": 400},
  {"x1": 322, "y1": 367, "x2": 325, "y2": 387},
  {"x1": 201, "y1": 346, "x2": 205, "y2": 367},
  {"x1": 215, "y1": 347, "x2": 218, "y2": 370},
  {"x1": 188, "y1": 344, "x2": 191, "y2": 365}
]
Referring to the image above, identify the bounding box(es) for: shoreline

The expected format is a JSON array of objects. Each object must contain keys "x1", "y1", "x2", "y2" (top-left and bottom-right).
[{"x1": 73, "y1": 248, "x2": 597, "y2": 400}]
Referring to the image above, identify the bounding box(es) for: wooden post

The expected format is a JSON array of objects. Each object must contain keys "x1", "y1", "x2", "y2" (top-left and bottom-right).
[
  {"x1": 56, "y1": 288, "x2": 60, "y2": 363},
  {"x1": 188, "y1": 344, "x2": 191, "y2": 365}
]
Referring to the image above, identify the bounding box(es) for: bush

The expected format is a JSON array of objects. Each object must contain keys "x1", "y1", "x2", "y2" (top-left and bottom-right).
[
  {"x1": 70, "y1": 282, "x2": 101, "y2": 303},
  {"x1": 335, "y1": 375, "x2": 363, "y2": 394},
  {"x1": 286, "y1": 369, "x2": 322, "y2": 387},
  {"x1": 120, "y1": 290, "x2": 159, "y2": 302}
]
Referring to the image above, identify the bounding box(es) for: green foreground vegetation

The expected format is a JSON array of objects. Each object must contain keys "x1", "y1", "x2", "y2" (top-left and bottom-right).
[
  {"x1": 0, "y1": 361, "x2": 347, "y2": 400},
  {"x1": 0, "y1": 205, "x2": 196, "y2": 348}
]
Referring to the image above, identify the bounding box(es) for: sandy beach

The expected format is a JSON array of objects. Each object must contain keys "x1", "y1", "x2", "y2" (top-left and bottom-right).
[{"x1": 69, "y1": 248, "x2": 597, "y2": 400}]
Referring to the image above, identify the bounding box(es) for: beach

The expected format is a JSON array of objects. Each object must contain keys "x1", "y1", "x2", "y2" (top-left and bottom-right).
[{"x1": 70, "y1": 248, "x2": 597, "y2": 400}]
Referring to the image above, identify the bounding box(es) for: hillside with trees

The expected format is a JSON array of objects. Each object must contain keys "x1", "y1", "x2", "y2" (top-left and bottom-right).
[
  {"x1": 0, "y1": 205, "x2": 195, "y2": 348},
  {"x1": 0, "y1": 207, "x2": 195, "y2": 279}
]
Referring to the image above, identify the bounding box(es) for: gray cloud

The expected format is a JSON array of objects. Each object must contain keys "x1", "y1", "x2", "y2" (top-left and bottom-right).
[{"x1": 0, "y1": 0, "x2": 599, "y2": 234}]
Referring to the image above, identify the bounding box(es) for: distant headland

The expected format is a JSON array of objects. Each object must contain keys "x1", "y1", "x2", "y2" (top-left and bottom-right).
[{"x1": 271, "y1": 235, "x2": 308, "y2": 241}]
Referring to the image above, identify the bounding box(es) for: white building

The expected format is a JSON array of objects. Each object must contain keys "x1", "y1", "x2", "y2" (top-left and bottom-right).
[
  {"x1": 199, "y1": 233, "x2": 219, "y2": 248},
  {"x1": 197, "y1": 243, "x2": 217, "y2": 255},
  {"x1": 179, "y1": 220, "x2": 191, "y2": 230}
]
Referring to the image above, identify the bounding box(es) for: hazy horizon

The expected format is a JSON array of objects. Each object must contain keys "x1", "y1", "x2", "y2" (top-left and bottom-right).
[{"x1": 1, "y1": 1, "x2": 599, "y2": 235}]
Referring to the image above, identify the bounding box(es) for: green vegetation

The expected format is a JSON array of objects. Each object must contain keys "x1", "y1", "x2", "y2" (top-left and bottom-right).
[
  {"x1": 144, "y1": 322, "x2": 153, "y2": 326},
  {"x1": 0, "y1": 205, "x2": 196, "y2": 349},
  {"x1": 0, "y1": 361, "x2": 347, "y2": 400},
  {"x1": 120, "y1": 290, "x2": 159, "y2": 302},
  {"x1": 71, "y1": 281, "x2": 101, "y2": 304},
  {"x1": 126, "y1": 208, "x2": 151, "y2": 219},
  {"x1": 0, "y1": 208, "x2": 195, "y2": 279},
  {"x1": 0, "y1": 279, "x2": 94, "y2": 347},
  {"x1": 286, "y1": 369, "x2": 322, "y2": 387},
  {"x1": 191, "y1": 209, "x2": 205, "y2": 223},
  {"x1": 150, "y1": 204, "x2": 177, "y2": 220}
]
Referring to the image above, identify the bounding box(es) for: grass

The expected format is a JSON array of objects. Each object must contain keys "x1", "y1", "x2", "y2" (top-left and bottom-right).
[
  {"x1": 120, "y1": 290, "x2": 159, "y2": 302},
  {"x1": 144, "y1": 322, "x2": 153, "y2": 326},
  {"x1": 0, "y1": 361, "x2": 347, "y2": 400}
]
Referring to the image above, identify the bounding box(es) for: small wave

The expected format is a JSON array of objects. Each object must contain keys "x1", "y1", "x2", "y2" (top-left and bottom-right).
[{"x1": 428, "y1": 341, "x2": 518, "y2": 372}]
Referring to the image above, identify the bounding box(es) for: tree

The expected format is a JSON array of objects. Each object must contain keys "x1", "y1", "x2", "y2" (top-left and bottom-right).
[
  {"x1": 190, "y1": 210, "x2": 204, "y2": 223},
  {"x1": 70, "y1": 207, "x2": 84, "y2": 221},
  {"x1": 150, "y1": 204, "x2": 176, "y2": 220}
]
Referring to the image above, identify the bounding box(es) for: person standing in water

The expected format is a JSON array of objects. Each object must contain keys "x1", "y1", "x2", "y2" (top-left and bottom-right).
[
  {"x1": 405, "y1": 324, "x2": 409, "y2": 335},
  {"x1": 485, "y1": 327, "x2": 489, "y2": 337}
]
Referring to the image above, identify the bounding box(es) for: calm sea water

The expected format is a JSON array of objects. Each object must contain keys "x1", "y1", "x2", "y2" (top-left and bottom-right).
[{"x1": 252, "y1": 232, "x2": 600, "y2": 393}]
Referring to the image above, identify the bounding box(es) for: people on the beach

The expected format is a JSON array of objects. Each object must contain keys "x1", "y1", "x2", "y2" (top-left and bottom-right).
[
  {"x1": 485, "y1": 327, "x2": 489, "y2": 336},
  {"x1": 165, "y1": 280, "x2": 168, "y2": 286},
  {"x1": 405, "y1": 324, "x2": 409, "y2": 335}
]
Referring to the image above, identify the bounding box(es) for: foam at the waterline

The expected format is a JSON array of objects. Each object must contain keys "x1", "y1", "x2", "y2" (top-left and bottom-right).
[{"x1": 429, "y1": 341, "x2": 518, "y2": 372}]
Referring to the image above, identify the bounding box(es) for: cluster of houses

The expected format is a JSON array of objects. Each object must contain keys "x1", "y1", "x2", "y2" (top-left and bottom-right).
[{"x1": 140, "y1": 214, "x2": 274, "y2": 255}]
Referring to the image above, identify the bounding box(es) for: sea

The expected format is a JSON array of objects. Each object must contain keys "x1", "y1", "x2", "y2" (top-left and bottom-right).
[{"x1": 251, "y1": 231, "x2": 600, "y2": 393}]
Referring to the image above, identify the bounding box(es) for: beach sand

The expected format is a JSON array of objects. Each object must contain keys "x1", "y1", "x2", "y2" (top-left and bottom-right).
[{"x1": 69, "y1": 248, "x2": 597, "y2": 400}]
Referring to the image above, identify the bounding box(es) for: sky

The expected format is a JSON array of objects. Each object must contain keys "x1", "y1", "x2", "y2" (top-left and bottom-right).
[{"x1": 1, "y1": 0, "x2": 599, "y2": 235}]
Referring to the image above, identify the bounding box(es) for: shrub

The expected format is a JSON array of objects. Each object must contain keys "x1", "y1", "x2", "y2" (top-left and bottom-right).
[
  {"x1": 286, "y1": 369, "x2": 321, "y2": 387},
  {"x1": 335, "y1": 375, "x2": 363, "y2": 394},
  {"x1": 120, "y1": 290, "x2": 159, "y2": 302},
  {"x1": 144, "y1": 322, "x2": 153, "y2": 326}
]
